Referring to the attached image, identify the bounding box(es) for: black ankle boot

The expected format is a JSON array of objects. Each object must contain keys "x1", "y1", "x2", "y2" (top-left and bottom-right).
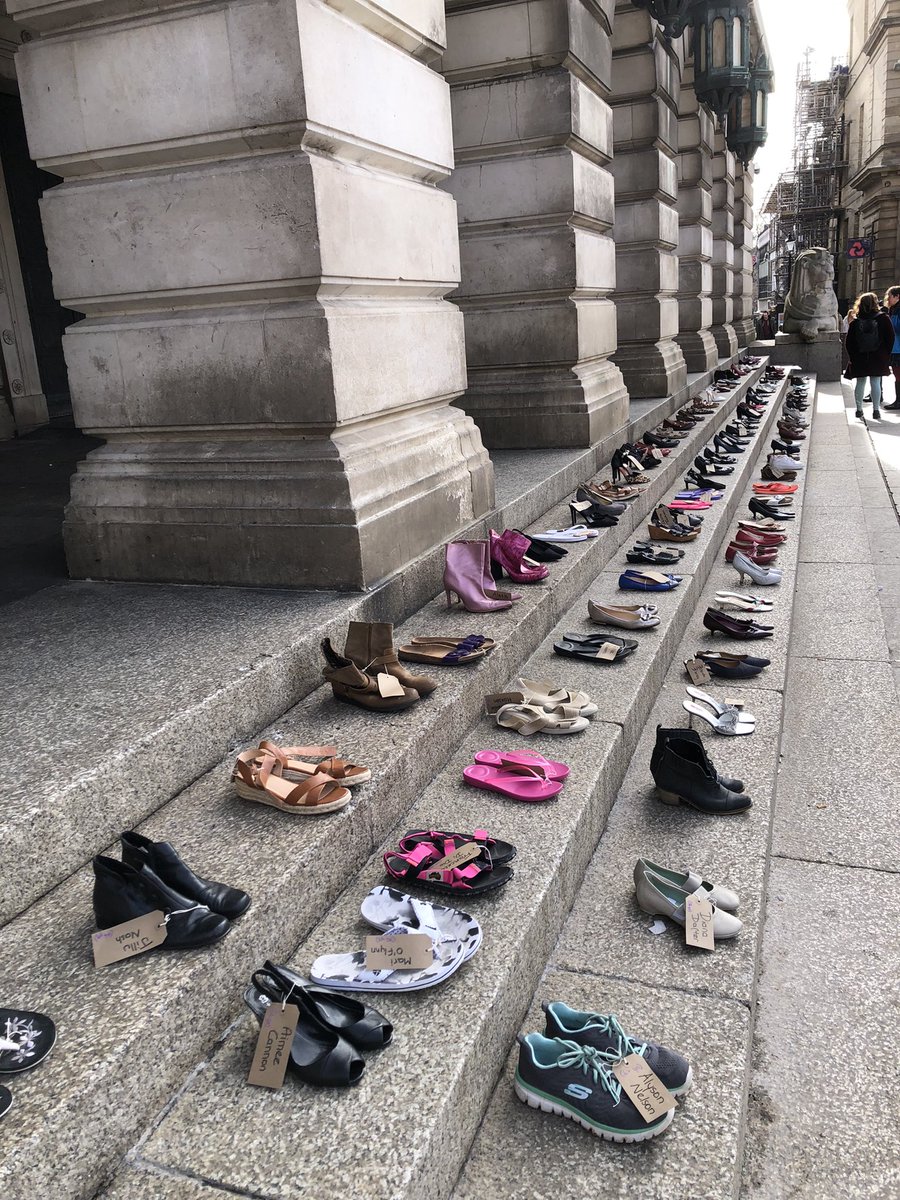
[
  {"x1": 650, "y1": 729, "x2": 752, "y2": 813},
  {"x1": 92, "y1": 855, "x2": 231, "y2": 948},
  {"x1": 120, "y1": 831, "x2": 251, "y2": 920},
  {"x1": 651, "y1": 727, "x2": 744, "y2": 793}
]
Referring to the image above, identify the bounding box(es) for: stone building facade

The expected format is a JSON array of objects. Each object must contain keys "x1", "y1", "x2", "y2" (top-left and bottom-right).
[
  {"x1": 0, "y1": 0, "x2": 767, "y2": 590},
  {"x1": 839, "y1": 0, "x2": 900, "y2": 302}
]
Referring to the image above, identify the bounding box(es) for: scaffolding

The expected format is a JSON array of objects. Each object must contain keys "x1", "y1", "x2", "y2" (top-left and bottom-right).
[{"x1": 757, "y1": 51, "x2": 847, "y2": 302}]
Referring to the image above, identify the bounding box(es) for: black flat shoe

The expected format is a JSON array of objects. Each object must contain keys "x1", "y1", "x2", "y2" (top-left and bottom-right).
[
  {"x1": 626, "y1": 547, "x2": 682, "y2": 565},
  {"x1": 553, "y1": 632, "x2": 638, "y2": 662},
  {"x1": 697, "y1": 651, "x2": 770, "y2": 679},
  {"x1": 92, "y1": 855, "x2": 231, "y2": 950},
  {"x1": 120, "y1": 832, "x2": 251, "y2": 920},
  {"x1": 515, "y1": 532, "x2": 567, "y2": 562},
  {"x1": 245, "y1": 971, "x2": 365, "y2": 1087},
  {"x1": 0, "y1": 1009, "x2": 56, "y2": 1074},
  {"x1": 750, "y1": 498, "x2": 796, "y2": 521},
  {"x1": 262, "y1": 961, "x2": 392, "y2": 1051},
  {"x1": 703, "y1": 607, "x2": 774, "y2": 640},
  {"x1": 695, "y1": 455, "x2": 733, "y2": 476}
]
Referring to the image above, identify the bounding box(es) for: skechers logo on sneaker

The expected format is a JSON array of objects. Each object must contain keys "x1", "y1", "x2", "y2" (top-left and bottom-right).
[{"x1": 563, "y1": 1083, "x2": 592, "y2": 1100}]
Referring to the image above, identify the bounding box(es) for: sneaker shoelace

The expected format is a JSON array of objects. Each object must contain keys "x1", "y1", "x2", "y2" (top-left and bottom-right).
[{"x1": 555, "y1": 1040, "x2": 624, "y2": 1103}]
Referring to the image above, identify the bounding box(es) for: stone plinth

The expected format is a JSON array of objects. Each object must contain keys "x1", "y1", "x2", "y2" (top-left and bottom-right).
[
  {"x1": 675, "y1": 63, "x2": 717, "y2": 372},
  {"x1": 10, "y1": 0, "x2": 492, "y2": 588},
  {"x1": 770, "y1": 332, "x2": 842, "y2": 380},
  {"x1": 709, "y1": 130, "x2": 738, "y2": 358},
  {"x1": 442, "y1": 0, "x2": 628, "y2": 448}
]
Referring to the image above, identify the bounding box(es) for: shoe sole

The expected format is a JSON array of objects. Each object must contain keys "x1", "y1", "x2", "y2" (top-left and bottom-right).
[
  {"x1": 514, "y1": 1078, "x2": 674, "y2": 1142},
  {"x1": 656, "y1": 787, "x2": 752, "y2": 813}
]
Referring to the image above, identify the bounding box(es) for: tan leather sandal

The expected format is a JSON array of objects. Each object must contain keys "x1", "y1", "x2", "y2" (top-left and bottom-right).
[
  {"x1": 256, "y1": 740, "x2": 371, "y2": 786},
  {"x1": 231, "y1": 749, "x2": 351, "y2": 814},
  {"x1": 321, "y1": 638, "x2": 419, "y2": 710}
]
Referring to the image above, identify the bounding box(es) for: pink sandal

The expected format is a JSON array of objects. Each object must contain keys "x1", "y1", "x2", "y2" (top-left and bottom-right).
[
  {"x1": 462, "y1": 759, "x2": 563, "y2": 802},
  {"x1": 472, "y1": 749, "x2": 570, "y2": 782}
]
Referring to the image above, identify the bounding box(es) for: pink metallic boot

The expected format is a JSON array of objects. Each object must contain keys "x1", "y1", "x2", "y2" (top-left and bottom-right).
[
  {"x1": 443, "y1": 541, "x2": 519, "y2": 613},
  {"x1": 489, "y1": 529, "x2": 549, "y2": 584}
]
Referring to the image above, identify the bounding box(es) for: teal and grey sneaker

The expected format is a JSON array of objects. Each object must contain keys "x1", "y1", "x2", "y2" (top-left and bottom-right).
[
  {"x1": 514, "y1": 1034, "x2": 674, "y2": 1143},
  {"x1": 542, "y1": 1002, "x2": 692, "y2": 1095}
]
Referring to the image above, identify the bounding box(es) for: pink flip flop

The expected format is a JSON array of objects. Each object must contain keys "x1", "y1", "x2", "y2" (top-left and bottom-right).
[
  {"x1": 462, "y1": 759, "x2": 563, "y2": 802},
  {"x1": 472, "y1": 749, "x2": 570, "y2": 782},
  {"x1": 668, "y1": 500, "x2": 711, "y2": 511}
]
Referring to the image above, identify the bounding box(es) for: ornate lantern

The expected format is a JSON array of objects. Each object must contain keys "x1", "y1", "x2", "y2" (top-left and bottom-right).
[
  {"x1": 726, "y1": 37, "x2": 773, "y2": 164},
  {"x1": 631, "y1": 0, "x2": 697, "y2": 39},
  {"x1": 692, "y1": 1, "x2": 751, "y2": 121}
]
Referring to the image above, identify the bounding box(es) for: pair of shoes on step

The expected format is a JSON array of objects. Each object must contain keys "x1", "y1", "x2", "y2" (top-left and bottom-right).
[
  {"x1": 322, "y1": 621, "x2": 438, "y2": 709},
  {"x1": 650, "y1": 726, "x2": 752, "y2": 814},
  {"x1": 232, "y1": 740, "x2": 370, "y2": 815},
  {"x1": 92, "y1": 832, "x2": 251, "y2": 953},
  {"x1": 485, "y1": 678, "x2": 596, "y2": 734},
  {"x1": 515, "y1": 1001, "x2": 692, "y2": 1143}
]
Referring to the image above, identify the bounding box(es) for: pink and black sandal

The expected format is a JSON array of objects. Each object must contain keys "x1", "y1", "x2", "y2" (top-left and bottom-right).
[
  {"x1": 399, "y1": 828, "x2": 517, "y2": 866},
  {"x1": 472, "y1": 749, "x2": 570, "y2": 783},
  {"x1": 462, "y1": 759, "x2": 563, "y2": 802},
  {"x1": 383, "y1": 845, "x2": 513, "y2": 895}
]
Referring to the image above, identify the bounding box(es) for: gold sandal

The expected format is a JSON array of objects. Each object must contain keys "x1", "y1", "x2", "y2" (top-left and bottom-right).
[
  {"x1": 255, "y1": 740, "x2": 371, "y2": 786},
  {"x1": 231, "y1": 748, "x2": 351, "y2": 814}
]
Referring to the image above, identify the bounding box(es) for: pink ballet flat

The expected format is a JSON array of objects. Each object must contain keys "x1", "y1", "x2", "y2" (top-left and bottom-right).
[
  {"x1": 462, "y1": 760, "x2": 563, "y2": 802},
  {"x1": 472, "y1": 749, "x2": 570, "y2": 782}
]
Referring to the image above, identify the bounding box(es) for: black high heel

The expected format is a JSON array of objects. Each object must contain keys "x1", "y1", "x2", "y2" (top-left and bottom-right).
[
  {"x1": 570, "y1": 501, "x2": 618, "y2": 528},
  {"x1": 263, "y1": 961, "x2": 393, "y2": 1050},
  {"x1": 245, "y1": 968, "x2": 366, "y2": 1087}
]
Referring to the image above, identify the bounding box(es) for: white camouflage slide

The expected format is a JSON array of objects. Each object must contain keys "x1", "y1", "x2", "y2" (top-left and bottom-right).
[
  {"x1": 360, "y1": 886, "x2": 483, "y2": 962},
  {"x1": 310, "y1": 928, "x2": 466, "y2": 993}
]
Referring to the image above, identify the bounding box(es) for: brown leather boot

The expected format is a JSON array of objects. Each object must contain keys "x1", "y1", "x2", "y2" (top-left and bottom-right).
[
  {"x1": 320, "y1": 639, "x2": 419, "y2": 710},
  {"x1": 343, "y1": 621, "x2": 438, "y2": 697}
]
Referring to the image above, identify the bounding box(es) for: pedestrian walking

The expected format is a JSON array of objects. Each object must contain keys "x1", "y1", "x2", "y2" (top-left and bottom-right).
[
  {"x1": 882, "y1": 286, "x2": 900, "y2": 409},
  {"x1": 844, "y1": 291, "x2": 894, "y2": 419}
]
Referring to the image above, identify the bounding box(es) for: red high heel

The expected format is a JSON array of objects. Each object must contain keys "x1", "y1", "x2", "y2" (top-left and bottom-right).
[
  {"x1": 725, "y1": 542, "x2": 778, "y2": 566},
  {"x1": 489, "y1": 529, "x2": 549, "y2": 584}
]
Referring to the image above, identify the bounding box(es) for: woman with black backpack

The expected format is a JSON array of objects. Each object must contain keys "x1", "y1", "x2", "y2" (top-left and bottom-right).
[{"x1": 845, "y1": 291, "x2": 894, "y2": 419}]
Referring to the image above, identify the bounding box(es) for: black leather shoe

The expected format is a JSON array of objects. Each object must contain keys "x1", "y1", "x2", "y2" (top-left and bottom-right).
[
  {"x1": 698, "y1": 651, "x2": 770, "y2": 681},
  {"x1": 703, "y1": 607, "x2": 774, "y2": 639},
  {"x1": 651, "y1": 725, "x2": 744, "y2": 793},
  {"x1": 120, "y1": 832, "x2": 251, "y2": 920},
  {"x1": 515, "y1": 532, "x2": 567, "y2": 562},
  {"x1": 265, "y1": 961, "x2": 393, "y2": 1050},
  {"x1": 650, "y1": 730, "x2": 751, "y2": 814},
  {"x1": 92, "y1": 855, "x2": 231, "y2": 949},
  {"x1": 750, "y1": 497, "x2": 796, "y2": 521},
  {"x1": 245, "y1": 968, "x2": 365, "y2": 1087},
  {"x1": 695, "y1": 455, "x2": 733, "y2": 476}
]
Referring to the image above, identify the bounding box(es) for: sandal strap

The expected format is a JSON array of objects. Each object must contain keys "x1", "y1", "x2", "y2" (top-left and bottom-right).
[{"x1": 495, "y1": 703, "x2": 553, "y2": 735}]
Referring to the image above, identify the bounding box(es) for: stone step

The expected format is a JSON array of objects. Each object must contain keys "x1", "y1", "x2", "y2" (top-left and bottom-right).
[
  {"x1": 454, "y1": 382, "x2": 817, "y2": 1200},
  {"x1": 0, "y1": 365, "x2": 788, "y2": 1200},
  {"x1": 0, "y1": 362, "x2": 741, "y2": 921},
  {"x1": 0, "y1": 363, "x2": 782, "y2": 1200}
]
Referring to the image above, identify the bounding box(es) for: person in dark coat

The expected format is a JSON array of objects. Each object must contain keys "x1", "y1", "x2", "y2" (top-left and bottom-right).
[
  {"x1": 881, "y1": 286, "x2": 900, "y2": 409},
  {"x1": 845, "y1": 291, "x2": 894, "y2": 419}
]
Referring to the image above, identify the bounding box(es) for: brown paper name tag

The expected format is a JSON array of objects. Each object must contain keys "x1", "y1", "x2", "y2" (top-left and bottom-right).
[
  {"x1": 768, "y1": 464, "x2": 784, "y2": 479},
  {"x1": 684, "y1": 657, "x2": 712, "y2": 685},
  {"x1": 651, "y1": 447, "x2": 664, "y2": 461},
  {"x1": 377, "y1": 672, "x2": 406, "y2": 698},
  {"x1": 247, "y1": 1003, "x2": 299, "y2": 1089},
  {"x1": 424, "y1": 840, "x2": 482, "y2": 874},
  {"x1": 364, "y1": 933, "x2": 433, "y2": 971},
  {"x1": 92, "y1": 910, "x2": 167, "y2": 968},
  {"x1": 613, "y1": 1054, "x2": 677, "y2": 1122},
  {"x1": 685, "y1": 892, "x2": 716, "y2": 951},
  {"x1": 595, "y1": 642, "x2": 620, "y2": 661},
  {"x1": 570, "y1": 499, "x2": 592, "y2": 512}
]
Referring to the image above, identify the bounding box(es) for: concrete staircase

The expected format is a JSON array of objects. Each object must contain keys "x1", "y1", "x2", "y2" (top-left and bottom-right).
[{"x1": 0, "y1": 358, "x2": 808, "y2": 1200}]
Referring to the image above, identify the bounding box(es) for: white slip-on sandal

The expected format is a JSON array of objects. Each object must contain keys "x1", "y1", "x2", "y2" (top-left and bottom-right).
[
  {"x1": 492, "y1": 702, "x2": 589, "y2": 736},
  {"x1": 360, "y1": 886, "x2": 482, "y2": 961},
  {"x1": 310, "y1": 929, "x2": 466, "y2": 993},
  {"x1": 682, "y1": 699, "x2": 756, "y2": 736},
  {"x1": 530, "y1": 525, "x2": 598, "y2": 542},
  {"x1": 516, "y1": 677, "x2": 598, "y2": 716}
]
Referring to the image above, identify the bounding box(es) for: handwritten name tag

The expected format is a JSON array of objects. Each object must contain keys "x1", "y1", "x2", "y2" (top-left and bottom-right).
[
  {"x1": 613, "y1": 1054, "x2": 677, "y2": 1121},
  {"x1": 685, "y1": 892, "x2": 716, "y2": 951},
  {"x1": 92, "y1": 911, "x2": 167, "y2": 968},
  {"x1": 247, "y1": 1003, "x2": 299, "y2": 1089}
]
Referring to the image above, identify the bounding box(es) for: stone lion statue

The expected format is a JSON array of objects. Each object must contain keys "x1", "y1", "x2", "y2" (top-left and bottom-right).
[{"x1": 782, "y1": 247, "x2": 840, "y2": 341}]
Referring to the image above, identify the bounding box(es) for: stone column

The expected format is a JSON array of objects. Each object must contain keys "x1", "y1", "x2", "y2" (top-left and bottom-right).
[
  {"x1": 709, "y1": 128, "x2": 738, "y2": 358},
  {"x1": 441, "y1": 0, "x2": 628, "y2": 449},
  {"x1": 8, "y1": 0, "x2": 492, "y2": 589},
  {"x1": 608, "y1": 1, "x2": 687, "y2": 398},
  {"x1": 732, "y1": 167, "x2": 755, "y2": 346},
  {"x1": 674, "y1": 65, "x2": 717, "y2": 371}
]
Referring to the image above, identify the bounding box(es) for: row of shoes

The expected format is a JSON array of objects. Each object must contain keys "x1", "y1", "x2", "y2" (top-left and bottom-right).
[{"x1": 0, "y1": 1007, "x2": 56, "y2": 1120}]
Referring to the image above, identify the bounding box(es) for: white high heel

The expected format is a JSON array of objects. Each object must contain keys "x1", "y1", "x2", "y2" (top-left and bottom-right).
[
  {"x1": 682, "y1": 700, "x2": 756, "y2": 736},
  {"x1": 731, "y1": 550, "x2": 782, "y2": 587},
  {"x1": 685, "y1": 686, "x2": 756, "y2": 724}
]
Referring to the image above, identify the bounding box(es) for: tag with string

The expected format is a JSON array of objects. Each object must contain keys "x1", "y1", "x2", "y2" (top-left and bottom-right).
[
  {"x1": 612, "y1": 1054, "x2": 677, "y2": 1121},
  {"x1": 247, "y1": 999, "x2": 300, "y2": 1089},
  {"x1": 91, "y1": 910, "x2": 168, "y2": 967},
  {"x1": 684, "y1": 657, "x2": 712, "y2": 685}
]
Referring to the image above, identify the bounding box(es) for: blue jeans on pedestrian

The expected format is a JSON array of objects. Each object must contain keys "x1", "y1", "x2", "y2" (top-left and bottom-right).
[{"x1": 855, "y1": 376, "x2": 882, "y2": 413}]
